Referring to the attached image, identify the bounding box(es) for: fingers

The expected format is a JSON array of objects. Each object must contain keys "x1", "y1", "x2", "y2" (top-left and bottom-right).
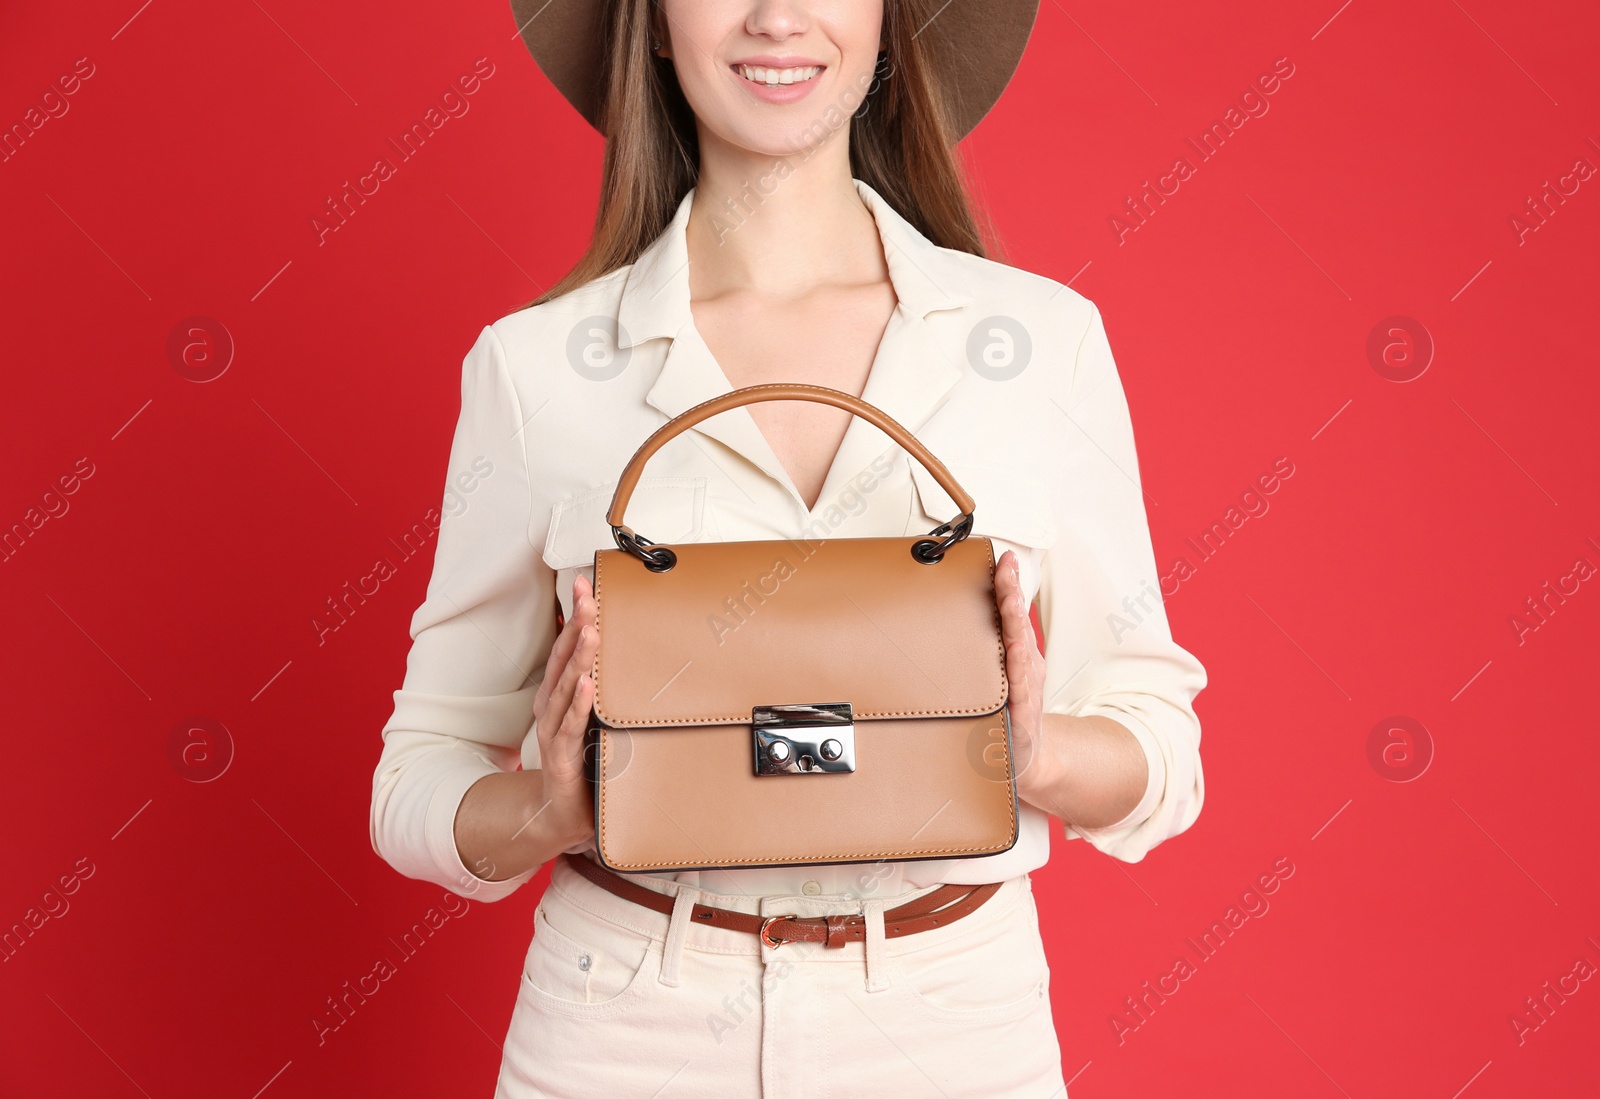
[
  {"x1": 995, "y1": 551, "x2": 1035, "y2": 701},
  {"x1": 541, "y1": 620, "x2": 601, "y2": 748},
  {"x1": 559, "y1": 669, "x2": 595, "y2": 744},
  {"x1": 1002, "y1": 603, "x2": 1034, "y2": 702},
  {"x1": 994, "y1": 551, "x2": 1048, "y2": 783},
  {"x1": 995, "y1": 551, "x2": 1025, "y2": 628},
  {"x1": 536, "y1": 573, "x2": 599, "y2": 716}
]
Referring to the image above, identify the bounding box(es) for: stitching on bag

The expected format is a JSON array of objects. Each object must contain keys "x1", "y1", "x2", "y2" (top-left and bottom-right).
[
  {"x1": 589, "y1": 430, "x2": 1018, "y2": 866},
  {"x1": 593, "y1": 551, "x2": 606, "y2": 710},
  {"x1": 591, "y1": 539, "x2": 1008, "y2": 724},
  {"x1": 595, "y1": 716, "x2": 1017, "y2": 870}
]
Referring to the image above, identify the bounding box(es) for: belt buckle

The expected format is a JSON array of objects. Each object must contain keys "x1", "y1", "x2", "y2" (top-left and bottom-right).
[{"x1": 759, "y1": 913, "x2": 802, "y2": 948}]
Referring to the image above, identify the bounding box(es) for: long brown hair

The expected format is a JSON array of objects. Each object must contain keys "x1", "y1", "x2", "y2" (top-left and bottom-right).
[{"x1": 520, "y1": 0, "x2": 990, "y2": 310}]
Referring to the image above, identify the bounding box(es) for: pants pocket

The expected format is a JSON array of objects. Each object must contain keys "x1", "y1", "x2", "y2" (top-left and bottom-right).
[
  {"x1": 886, "y1": 881, "x2": 1051, "y2": 1024},
  {"x1": 520, "y1": 897, "x2": 661, "y2": 1020}
]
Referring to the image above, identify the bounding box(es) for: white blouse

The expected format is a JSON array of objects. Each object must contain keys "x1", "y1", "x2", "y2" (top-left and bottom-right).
[{"x1": 368, "y1": 180, "x2": 1207, "y2": 904}]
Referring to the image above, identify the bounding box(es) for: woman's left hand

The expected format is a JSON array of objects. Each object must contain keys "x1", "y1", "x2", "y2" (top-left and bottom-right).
[{"x1": 994, "y1": 549, "x2": 1059, "y2": 802}]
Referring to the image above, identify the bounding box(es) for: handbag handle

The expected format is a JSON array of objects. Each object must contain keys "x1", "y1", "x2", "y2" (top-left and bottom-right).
[{"x1": 607, "y1": 383, "x2": 976, "y2": 571}]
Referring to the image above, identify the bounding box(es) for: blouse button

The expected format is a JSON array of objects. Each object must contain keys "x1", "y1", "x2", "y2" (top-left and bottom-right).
[{"x1": 802, "y1": 880, "x2": 821, "y2": 896}]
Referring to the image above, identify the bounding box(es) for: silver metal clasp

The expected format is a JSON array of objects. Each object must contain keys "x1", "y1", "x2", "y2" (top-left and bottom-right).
[{"x1": 752, "y1": 702, "x2": 855, "y2": 776}]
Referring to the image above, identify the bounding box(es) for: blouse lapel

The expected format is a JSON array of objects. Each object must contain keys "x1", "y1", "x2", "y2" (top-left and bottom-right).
[
  {"x1": 616, "y1": 179, "x2": 978, "y2": 518},
  {"x1": 805, "y1": 182, "x2": 975, "y2": 520}
]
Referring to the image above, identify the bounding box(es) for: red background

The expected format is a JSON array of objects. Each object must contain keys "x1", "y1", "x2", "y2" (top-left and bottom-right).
[{"x1": 4, "y1": 1, "x2": 1598, "y2": 1096}]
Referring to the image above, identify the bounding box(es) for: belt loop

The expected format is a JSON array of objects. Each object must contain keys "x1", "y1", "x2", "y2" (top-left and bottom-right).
[
  {"x1": 659, "y1": 885, "x2": 700, "y2": 986},
  {"x1": 861, "y1": 896, "x2": 891, "y2": 993}
]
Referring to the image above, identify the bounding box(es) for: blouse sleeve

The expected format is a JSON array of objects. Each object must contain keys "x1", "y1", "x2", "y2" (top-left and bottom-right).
[
  {"x1": 367, "y1": 324, "x2": 561, "y2": 902},
  {"x1": 1034, "y1": 303, "x2": 1208, "y2": 864}
]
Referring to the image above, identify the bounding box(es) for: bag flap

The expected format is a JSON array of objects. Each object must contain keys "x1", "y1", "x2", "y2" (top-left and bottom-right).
[{"x1": 591, "y1": 534, "x2": 1006, "y2": 726}]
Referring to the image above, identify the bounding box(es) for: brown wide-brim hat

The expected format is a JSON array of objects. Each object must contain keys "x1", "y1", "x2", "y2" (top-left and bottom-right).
[{"x1": 509, "y1": 0, "x2": 1040, "y2": 142}]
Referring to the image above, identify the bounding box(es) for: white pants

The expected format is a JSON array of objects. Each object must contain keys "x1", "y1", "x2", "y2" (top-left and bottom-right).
[{"x1": 494, "y1": 853, "x2": 1069, "y2": 1098}]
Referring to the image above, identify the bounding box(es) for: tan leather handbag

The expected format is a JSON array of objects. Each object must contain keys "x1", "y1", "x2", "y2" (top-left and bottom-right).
[{"x1": 586, "y1": 383, "x2": 1018, "y2": 873}]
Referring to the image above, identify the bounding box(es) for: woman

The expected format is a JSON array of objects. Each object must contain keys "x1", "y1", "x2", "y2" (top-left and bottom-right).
[{"x1": 369, "y1": 1, "x2": 1208, "y2": 1095}]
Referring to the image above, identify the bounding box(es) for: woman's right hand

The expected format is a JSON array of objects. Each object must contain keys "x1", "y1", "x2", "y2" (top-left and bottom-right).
[{"x1": 528, "y1": 571, "x2": 602, "y2": 845}]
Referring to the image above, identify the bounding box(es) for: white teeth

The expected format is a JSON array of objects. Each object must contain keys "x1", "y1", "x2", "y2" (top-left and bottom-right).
[{"x1": 737, "y1": 64, "x2": 821, "y2": 87}]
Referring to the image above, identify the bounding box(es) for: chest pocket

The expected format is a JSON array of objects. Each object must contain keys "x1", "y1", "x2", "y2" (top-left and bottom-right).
[
  {"x1": 541, "y1": 476, "x2": 709, "y2": 574},
  {"x1": 909, "y1": 459, "x2": 1057, "y2": 574}
]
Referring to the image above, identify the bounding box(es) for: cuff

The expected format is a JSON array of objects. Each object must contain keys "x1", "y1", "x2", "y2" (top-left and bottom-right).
[{"x1": 425, "y1": 753, "x2": 539, "y2": 903}]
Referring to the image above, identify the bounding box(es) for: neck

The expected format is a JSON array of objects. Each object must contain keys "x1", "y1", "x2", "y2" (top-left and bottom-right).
[{"x1": 686, "y1": 130, "x2": 885, "y2": 299}]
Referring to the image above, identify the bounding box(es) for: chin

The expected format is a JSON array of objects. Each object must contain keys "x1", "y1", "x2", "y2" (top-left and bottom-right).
[{"x1": 711, "y1": 115, "x2": 853, "y2": 163}]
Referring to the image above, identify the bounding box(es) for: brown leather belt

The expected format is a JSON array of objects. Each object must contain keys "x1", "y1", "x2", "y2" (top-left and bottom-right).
[{"x1": 560, "y1": 852, "x2": 1002, "y2": 949}]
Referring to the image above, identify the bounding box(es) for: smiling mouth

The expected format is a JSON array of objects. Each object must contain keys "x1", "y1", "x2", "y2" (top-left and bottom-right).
[{"x1": 734, "y1": 64, "x2": 824, "y2": 87}]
